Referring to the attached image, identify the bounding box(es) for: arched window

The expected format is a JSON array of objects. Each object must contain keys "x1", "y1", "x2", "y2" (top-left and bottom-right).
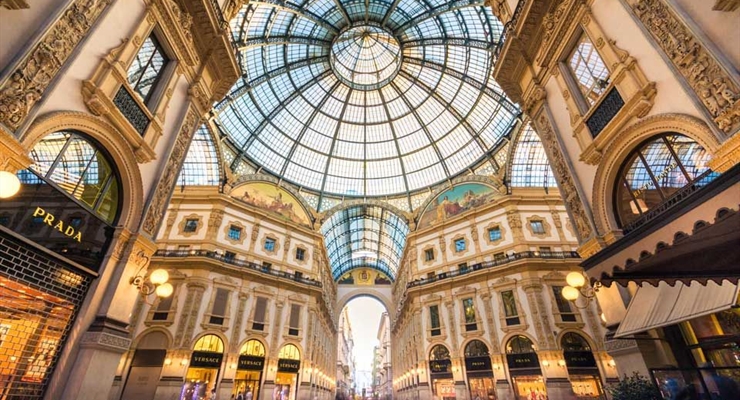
[
  {"x1": 23, "y1": 131, "x2": 121, "y2": 223},
  {"x1": 241, "y1": 339, "x2": 266, "y2": 356},
  {"x1": 506, "y1": 335, "x2": 535, "y2": 354},
  {"x1": 561, "y1": 333, "x2": 591, "y2": 352},
  {"x1": 615, "y1": 134, "x2": 714, "y2": 227},
  {"x1": 429, "y1": 344, "x2": 450, "y2": 360},
  {"x1": 464, "y1": 340, "x2": 489, "y2": 358},
  {"x1": 278, "y1": 344, "x2": 300, "y2": 360},
  {"x1": 193, "y1": 334, "x2": 224, "y2": 353}
]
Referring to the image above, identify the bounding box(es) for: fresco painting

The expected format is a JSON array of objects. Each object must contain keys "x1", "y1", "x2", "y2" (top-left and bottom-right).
[
  {"x1": 231, "y1": 182, "x2": 311, "y2": 226},
  {"x1": 337, "y1": 268, "x2": 392, "y2": 285},
  {"x1": 417, "y1": 183, "x2": 498, "y2": 229}
]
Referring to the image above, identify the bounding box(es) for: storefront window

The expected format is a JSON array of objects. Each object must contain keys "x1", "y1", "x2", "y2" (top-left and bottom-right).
[
  {"x1": 560, "y1": 333, "x2": 604, "y2": 399},
  {"x1": 181, "y1": 335, "x2": 224, "y2": 400},
  {"x1": 429, "y1": 345, "x2": 454, "y2": 400},
  {"x1": 464, "y1": 340, "x2": 496, "y2": 400},
  {"x1": 506, "y1": 336, "x2": 545, "y2": 400},
  {"x1": 234, "y1": 340, "x2": 266, "y2": 400},
  {"x1": 276, "y1": 344, "x2": 301, "y2": 400}
]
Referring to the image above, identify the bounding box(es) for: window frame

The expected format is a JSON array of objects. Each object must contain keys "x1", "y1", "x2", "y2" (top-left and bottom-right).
[
  {"x1": 560, "y1": 30, "x2": 611, "y2": 115},
  {"x1": 126, "y1": 33, "x2": 171, "y2": 107}
]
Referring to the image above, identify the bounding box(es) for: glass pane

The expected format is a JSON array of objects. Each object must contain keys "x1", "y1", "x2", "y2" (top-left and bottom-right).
[
  {"x1": 640, "y1": 138, "x2": 687, "y2": 198},
  {"x1": 463, "y1": 298, "x2": 476, "y2": 323},
  {"x1": 552, "y1": 286, "x2": 573, "y2": 313},
  {"x1": 501, "y1": 290, "x2": 518, "y2": 318},
  {"x1": 96, "y1": 178, "x2": 119, "y2": 224},
  {"x1": 510, "y1": 124, "x2": 556, "y2": 187},
  {"x1": 127, "y1": 36, "x2": 168, "y2": 101},
  {"x1": 568, "y1": 34, "x2": 610, "y2": 105},
  {"x1": 430, "y1": 305, "x2": 440, "y2": 329}
]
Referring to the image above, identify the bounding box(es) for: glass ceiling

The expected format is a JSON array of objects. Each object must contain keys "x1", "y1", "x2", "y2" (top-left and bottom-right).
[
  {"x1": 321, "y1": 205, "x2": 409, "y2": 280},
  {"x1": 510, "y1": 124, "x2": 556, "y2": 188},
  {"x1": 215, "y1": 0, "x2": 518, "y2": 197}
]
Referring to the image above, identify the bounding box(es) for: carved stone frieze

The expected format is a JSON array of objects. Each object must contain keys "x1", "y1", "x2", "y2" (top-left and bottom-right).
[
  {"x1": 0, "y1": 0, "x2": 112, "y2": 131},
  {"x1": 531, "y1": 113, "x2": 595, "y2": 243},
  {"x1": 141, "y1": 106, "x2": 200, "y2": 236},
  {"x1": 631, "y1": 0, "x2": 740, "y2": 133}
]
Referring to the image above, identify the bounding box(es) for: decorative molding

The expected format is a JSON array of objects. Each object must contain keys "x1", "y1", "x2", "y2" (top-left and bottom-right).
[
  {"x1": 524, "y1": 215, "x2": 552, "y2": 239},
  {"x1": 177, "y1": 213, "x2": 204, "y2": 238},
  {"x1": 223, "y1": 220, "x2": 247, "y2": 246},
  {"x1": 0, "y1": 0, "x2": 113, "y2": 131},
  {"x1": 0, "y1": 128, "x2": 31, "y2": 171},
  {"x1": 713, "y1": 0, "x2": 740, "y2": 11},
  {"x1": 141, "y1": 105, "x2": 200, "y2": 236},
  {"x1": 484, "y1": 221, "x2": 507, "y2": 246},
  {"x1": 630, "y1": 0, "x2": 740, "y2": 134},
  {"x1": 531, "y1": 113, "x2": 596, "y2": 243},
  {"x1": 80, "y1": 331, "x2": 132, "y2": 352}
]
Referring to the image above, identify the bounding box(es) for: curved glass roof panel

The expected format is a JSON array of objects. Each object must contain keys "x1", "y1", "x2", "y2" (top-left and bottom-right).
[
  {"x1": 320, "y1": 205, "x2": 409, "y2": 280},
  {"x1": 510, "y1": 124, "x2": 557, "y2": 188},
  {"x1": 218, "y1": 0, "x2": 517, "y2": 197},
  {"x1": 178, "y1": 126, "x2": 221, "y2": 186}
]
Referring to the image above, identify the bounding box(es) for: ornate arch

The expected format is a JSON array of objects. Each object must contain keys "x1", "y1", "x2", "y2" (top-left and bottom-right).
[
  {"x1": 336, "y1": 289, "x2": 392, "y2": 320},
  {"x1": 555, "y1": 329, "x2": 598, "y2": 352},
  {"x1": 189, "y1": 331, "x2": 229, "y2": 352},
  {"x1": 460, "y1": 337, "x2": 492, "y2": 357},
  {"x1": 20, "y1": 111, "x2": 144, "y2": 231},
  {"x1": 591, "y1": 114, "x2": 720, "y2": 235},
  {"x1": 132, "y1": 327, "x2": 174, "y2": 349},
  {"x1": 238, "y1": 337, "x2": 269, "y2": 356},
  {"x1": 500, "y1": 332, "x2": 539, "y2": 353},
  {"x1": 320, "y1": 199, "x2": 411, "y2": 225}
]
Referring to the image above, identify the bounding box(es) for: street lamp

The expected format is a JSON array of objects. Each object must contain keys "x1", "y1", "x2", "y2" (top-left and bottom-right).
[
  {"x1": 561, "y1": 271, "x2": 601, "y2": 309},
  {"x1": 130, "y1": 267, "x2": 173, "y2": 304},
  {"x1": 0, "y1": 171, "x2": 21, "y2": 199}
]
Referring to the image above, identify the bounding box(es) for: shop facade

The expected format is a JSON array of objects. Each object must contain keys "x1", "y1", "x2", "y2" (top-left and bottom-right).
[
  {"x1": 463, "y1": 340, "x2": 496, "y2": 400},
  {"x1": 505, "y1": 336, "x2": 546, "y2": 400}
]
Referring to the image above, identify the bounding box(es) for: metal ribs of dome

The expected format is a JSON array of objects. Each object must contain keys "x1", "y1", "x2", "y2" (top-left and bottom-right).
[{"x1": 217, "y1": 0, "x2": 519, "y2": 198}]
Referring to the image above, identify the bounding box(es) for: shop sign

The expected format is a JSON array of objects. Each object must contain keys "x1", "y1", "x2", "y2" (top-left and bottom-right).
[
  {"x1": 0, "y1": 179, "x2": 113, "y2": 273},
  {"x1": 465, "y1": 356, "x2": 492, "y2": 371},
  {"x1": 564, "y1": 351, "x2": 597, "y2": 368},
  {"x1": 506, "y1": 353, "x2": 540, "y2": 370},
  {"x1": 190, "y1": 351, "x2": 223, "y2": 368},
  {"x1": 277, "y1": 359, "x2": 301, "y2": 373},
  {"x1": 238, "y1": 355, "x2": 265, "y2": 371},
  {"x1": 437, "y1": 382, "x2": 455, "y2": 396},
  {"x1": 429, "y1": 360, "x2": 451, "y2": 373}
]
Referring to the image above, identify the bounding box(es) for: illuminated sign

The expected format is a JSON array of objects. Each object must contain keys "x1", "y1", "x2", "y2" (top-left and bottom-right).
[
  {"x1": 32, "y1": 207, "x2": 82, "y2": 242},
  {"x1": 464, "y1": 356, "x2": 492, "y2": 371},
  {"x1": 190, "y1": 351, "x2": 223, "y2": 368},
  {"x1": 277, "y1": 359, "x2": 301, "y2": 373},
  {"x1": 238, "y1": 355, "x2": 265, "y2": 371}
]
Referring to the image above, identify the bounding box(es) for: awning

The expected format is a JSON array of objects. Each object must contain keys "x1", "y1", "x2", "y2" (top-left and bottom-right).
[
  {"x1": 597, "y1": 210, "x2": 740, "y2": 288},
  {"x1": 615, "y1": 280, "x2": 739, "y2": 338}
]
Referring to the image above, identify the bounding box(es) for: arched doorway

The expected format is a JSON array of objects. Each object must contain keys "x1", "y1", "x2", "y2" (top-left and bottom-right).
[
  {"x1": 505, "y1": 335, "x2": 545, "y2": 400},
  {"x1": 181, "y1": 334, "x2": 225, "y2": 400},
  {"x1": 275, "y1": 344, "x2": 301, "y2": 400},
  {"x1": 561, "y1": 333, "x2": 604, "y2": 399},
  {"x1": 464, "y1": 340, "x2": 496, "y2": 400},
  {"x1": 429, "y1": 344, "x2": 455, "y2": 400},
  {"x1": 234, "y1": 339, "x2": 267, "y2": 400},
  {"x1": 121, "y1": 331, "x2": 169, "y2": 400}
]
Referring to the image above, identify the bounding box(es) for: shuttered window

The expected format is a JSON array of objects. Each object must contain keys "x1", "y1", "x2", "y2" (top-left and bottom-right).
[
  {"x1": 252, "y1": 297, "x2": 267, "y2": 330},
  {"x1": 208, "y1": 288, "x2": 229, "y2": 325},
  {"x1": 288, "y1": 304, "x2": 301, "y2": 336}
]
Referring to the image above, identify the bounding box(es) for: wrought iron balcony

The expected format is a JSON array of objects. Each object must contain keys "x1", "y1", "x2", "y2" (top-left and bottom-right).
[
  {"x1": 153, "y1": 249, "x2": 322, "y2": 287},
  {"x1": 407, "y1": 251, "x2": 581, "y2": 288}
]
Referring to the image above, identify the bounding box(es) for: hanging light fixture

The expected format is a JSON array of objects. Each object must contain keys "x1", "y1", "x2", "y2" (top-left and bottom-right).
[
  {"x1": 561, "y1": 271, "x2": 601, "y2": 309},
  {"x1": 0, "y1": 171, "x2": 21, "y2": 199},
  {"x1": 130, "y1": 267, "x2": 173, "y2": 304}
]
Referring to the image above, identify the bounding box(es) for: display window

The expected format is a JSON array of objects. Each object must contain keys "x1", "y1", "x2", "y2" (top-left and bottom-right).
[
  {"x1": 467, "y1": 377, "x2": 495, "y2": 400},
  {"x1": 275, "y1": 344, "x2": 301, "y2": 400},
  {"x1": 234, "y1": 340, "x2": 266, "y2": 400},
  {"x1": 561, "y1": 333, "x2": 605, "y2": 399},
  {"x1": 464, "y1": 340, "x2": 496, "y2": 400},
  {"x1": 511, "y1": 376, "x2": 546, "y2": 400},
  {"x1": 180, "y1": 335, "x2": 224, "y2": 400},
  {"x1": 432, "y1": 378, "x2": 456, "y2": 400},
  {"x1": 569, "y1": 375, "x2": 603, "y2": 399}
]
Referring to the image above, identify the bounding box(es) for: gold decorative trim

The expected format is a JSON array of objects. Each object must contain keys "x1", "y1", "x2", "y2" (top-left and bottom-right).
[
  {"x1": 0, "y1": 0, "x2": 113, "y2": 131},
  {"x1": 178, "y1": 213, "x2": 203, "y2": 237},
  {"x1": 262, "y1": 234, "x2": 280, "y2": 256},
  {"x1": 483, "y1": 222, "x2": 506, "y2": 246},
  {"x1": 450, "y1": 234, "x2": 469, "y2": 255},
  {"x1": 223, "y1": 220, "x2": 247, "y2": 246},
  {"x1": 630, "y1": 0, "x2": 740, "y2": 134}
]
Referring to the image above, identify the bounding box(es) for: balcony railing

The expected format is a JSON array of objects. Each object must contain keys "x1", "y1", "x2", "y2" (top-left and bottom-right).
[
  {"x1": 407, "y1": 251, "x2": 580, "y2": 288},
  {"x1": 153, "y1": 249, "x2": 322, "y2": 287},
  {"x1": 493, "y1": 0, "x2": 526, "y2": 59},
  {"x1": 210, "y1": 0, "x2": 227, "y2": 30},
  {"x1": 622, "y1": 169, "x2": 719, "y2": 234}
]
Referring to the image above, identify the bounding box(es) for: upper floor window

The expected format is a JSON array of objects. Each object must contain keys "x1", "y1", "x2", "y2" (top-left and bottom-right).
[
  {"x1": 127, "y1": 35, "x2": 169, "y2": 104},
  {"x1": 252, "y1": 296, "x2": 268, "y2": 331},
  {"x1": 25, "y1": 131, "x2": 121, "y2": 223},
  {"x1": 424, "y1": 248, "x2": 435, "y2": 261},
  {"x1": 183, "y1": 218, "x2": 198, "y2": 233},
  {"x1": 209, "y1": 288, "x2": 230, "y2": 325},
  {"x1": 228, "y1": 225, "x2": 242, "y2": 241},
  {"x1": 288, "y1": 304, "x2": 301, "y2": 336},
  {"x1": 295, "y1": 247, "x2": 306, "y2": 261},
  {"x1": 501, "y1": 290, "x2": 520, "y2": 326},
  {"x1": 615, "y1": 134, "x2": 714, "y2": 228},
  {"x1": 552, "y1": 286, "x2": 577, "y2": 322},
  {"x1": 567, "y1": 34, "x2": 610, "y2": 107},
  {"x1": 530, "y1": 220, "x2": 545, "y2": 235},
  {"x1": 429, "y1": 305, "x2": 441, "y2": 336},
  {"x1": 462, "y1": 297, "x2": 477, "y2": 331},
  {"x1": 264, "y1": 237, "x2": 276, "y2": 252},
  {"x1": 488, "y1": 227, "x2": 502, "y2": 242},
  {"x1": 454, "y1": 238, "x2": 466, "y2": 252}
]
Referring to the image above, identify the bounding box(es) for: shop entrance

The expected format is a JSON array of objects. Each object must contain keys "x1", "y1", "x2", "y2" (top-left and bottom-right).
[
  {"x1": 464, "y1": 340, "x2": 496, "y2": 400},
  {"x1": 234, "y1": 339, "x2": 266, "y2": 400},
  {"x1": 505, "y1": 336, "x2": 546, "y2": 400},
  {"x1": 274, "y1": 344, "x2": 301, "y2": 400},
  {"x1": 561, "y1": 333, "x2": 605, "y2": 399},
  {"x1": 181, "y1": 334, "x2": 224, "y2": 400},
  {"x1": 429, "y1": 344, "x2": 455, "y2": 400}
]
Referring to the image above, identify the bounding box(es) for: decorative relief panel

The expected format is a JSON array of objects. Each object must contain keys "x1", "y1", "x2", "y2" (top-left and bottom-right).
[
  {"x1": 630, "y1": 0, "x2": 740, "y2": 134},
  {"x1": 0, "y1": 0, "x2": 113, "y2": 132}
]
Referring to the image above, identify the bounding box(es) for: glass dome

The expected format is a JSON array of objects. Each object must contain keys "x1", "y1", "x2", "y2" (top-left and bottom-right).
[{"x1": 216, "y1": 0, "x2": 518, "y2": 197}]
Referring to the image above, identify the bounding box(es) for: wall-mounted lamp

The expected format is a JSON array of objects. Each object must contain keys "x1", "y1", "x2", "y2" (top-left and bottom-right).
[
  {"x1": 562, "y1": 271, "x2": 601, "y2": 309},
  {"x1": 492, "y1": 364, "x2": 500, "y2": 370},
  {"x1": 231, "y1": 363, "x2": 237, "y2": 369},
  {"x1": 557, "y1": 360, "x2": 566, "y2": 368},
  {"x1": 416, "y1": 368, "x2": 423, "y2": 375},
  {"x1": 541, "y1": 360, "x2": 550, "y2": 368},
  {"x1": 181, "y1": 359, "x2": 188, "y2": 366},
  {"x1": 608, "y1": 360, "x2": 616, "y2": 368},
  {"x1": 164, "y1": 358, "x2": 172, "y2": 366},
  {"x1": 0, "y1": 171, "x2": 21, "y2": 199},
  {"x1": 129, "y1": 267, "x2": 172, "y2": 304}
]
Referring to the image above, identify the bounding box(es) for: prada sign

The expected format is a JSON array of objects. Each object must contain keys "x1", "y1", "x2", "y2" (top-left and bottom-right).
[
  {"x1": 190, "y1": 351, "x2": 223, "y2": 368},
  {"x1": 428, "y1": 360, "x2": 451, "y2": 374},
  {"x1": 564, "y1": 351, "x2": 597, "y2": 369},
  {"x1": 506, "y1": 353, "x2": 540, "y2": 370},
  {"x1": 238, "y1": 355, "x2": 266, "y2": 371},
  {"x1": 464, "y1": 356, "x2": 492, "y2": 371},
  {"x1": 277, "y1": 359, "x2": 301, "y2": 373}
]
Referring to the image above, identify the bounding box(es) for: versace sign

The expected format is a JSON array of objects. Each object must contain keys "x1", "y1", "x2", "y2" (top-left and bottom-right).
[
  {"x1": 190, "y1": 351, "x2": 223, "y2": 368},
  {"x1": 277, "y1": 359, "x2": 300, "y2": 373},
  {"x1": 238, "y1": 355, "x2": 266, "y2": 371}
]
